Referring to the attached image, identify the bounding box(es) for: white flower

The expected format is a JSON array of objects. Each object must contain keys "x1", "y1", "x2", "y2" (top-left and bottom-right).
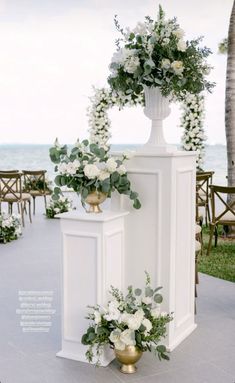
[
  {"x1": 98, "y1": 170, "x2": 110, "y2": 181},
  {"x1": 142, "y1": 318, "x2": 152, "y2": 334},
  {"x1": 173, "y1": 28, "x2": 185, "y2": 39},
  {"x1": 171, "y1": 60, "x2": 184, "y2": 75},
  {"x1": 124, "y1": 55, "x2": 140, "y2": 74},
  {"x1": 84, "y1": 164, "x2": 100, "y2": 179},
  {"x1": 109, "y1": 329, "x2": 125, "y2": 350},
  {"x1": 142, "y1": 296, "x2": 152, "y2": 305},
  {"x1": 177, "y1": 40, "x2": 186, "y2": 52},
  {"x1": 94, "y1": 310, "x2": 101, "y2": 325},
  {"x1": 120, "y1": 329, "x2": 136, "y2": 346},
  {"x1": 161, "y1": 58, "x2": 171, "y2": 70},
  {"x1": 106, "y1": 158, "x2": 118, "y2": 172},
  {"x1": 117, "y1": 165, "x2": 126, "y2": 175},
  {"x1": 104, "y1": 300, "x2": 120, "y2": 321},
  {"x1": 133, "y1": 21, "x2": 148, "y2": 36},
  {"x1": 151, "y1": 307, "x2": 161, "y2": 318},
  {"x1": 123, "y1": 149, "x2": 134, "y2": 159},
  {"x1": 66, "y1": 162, "x2": 77, "y2": 175},
  {"x1": 57, "y1": 162, "x2": 68, "y2": 174}
]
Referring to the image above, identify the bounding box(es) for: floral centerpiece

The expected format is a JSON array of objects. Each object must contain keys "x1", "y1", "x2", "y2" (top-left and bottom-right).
[
  {"x1": 0, "y1": 212, "x2": 22, "y2": 244},
  {"x1": 81, "y1": 272, "x2": 172, "y2": 372},
  {"x1": 49, "y1": 138, "x2": 141, "y2": 211},
  {"x1": 45, "y1": 194, "x2": 73, "y2": 218},
  {"x1": 108, "y1": 6, "x2": 214, "y2": 101}
]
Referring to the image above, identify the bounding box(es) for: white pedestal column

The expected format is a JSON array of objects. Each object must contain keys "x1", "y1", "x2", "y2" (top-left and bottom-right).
[
  {"x1": 111, "y1": 150, "x2": 196, "y2": 351},
  {"x1": 56, "y1": 210, "x2": 128, "y2": 366}
]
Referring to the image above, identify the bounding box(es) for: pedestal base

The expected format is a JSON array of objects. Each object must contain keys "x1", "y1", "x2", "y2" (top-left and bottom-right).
[{"x1": 56, "y1": 210, "x2": 128, "y2": 366}]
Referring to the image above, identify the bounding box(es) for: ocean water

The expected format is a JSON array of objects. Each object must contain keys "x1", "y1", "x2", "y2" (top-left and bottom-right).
[{"x1": 0, "y1": 144, "x2": 227, "y2": 186}]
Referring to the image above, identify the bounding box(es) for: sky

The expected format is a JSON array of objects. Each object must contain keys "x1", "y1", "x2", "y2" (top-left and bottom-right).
[{"x1": 0, "y1": 0, "x2": 233, "y2": 145}]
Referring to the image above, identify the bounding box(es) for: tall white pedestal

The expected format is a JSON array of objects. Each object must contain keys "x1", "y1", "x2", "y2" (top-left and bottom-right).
[
  {"x1": 112, "y1": 150, "x2": 197, "y2": 351},
  {"x1": 56, "y1": 210, "x2": 128, "y2": 365}
]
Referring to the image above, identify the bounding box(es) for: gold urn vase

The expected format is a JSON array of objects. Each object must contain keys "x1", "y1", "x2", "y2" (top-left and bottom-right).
[
  {"x1": 115, "y1": 346, "x2": 143, "y2": 374},
  {"x1": 85, "y1": 191, "x2": 107, "y2": 213}
]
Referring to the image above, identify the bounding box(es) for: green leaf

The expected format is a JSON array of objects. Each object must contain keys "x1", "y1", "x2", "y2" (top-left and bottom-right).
[
  {"x1": 54, "y1": 175, "x2": 62, "y2": 186},
  {"x1": 133, "y1": 199, "x2": 141, "y2": 209},
  {"x1": 134, "y1": 288, "x2": 142, "y2": 296},
  {"x1": 157, "y1": 345, "x2": 167, "y2": 353},
  {"x1": 154, "y1": 294, "x2": 163, "y2": 303},
  {"x1": 145, "y1": 286, "x2": 153, "y2": 297},
  {"x1": 81, "y1": 334, "x2": 89, "y2": 345}
]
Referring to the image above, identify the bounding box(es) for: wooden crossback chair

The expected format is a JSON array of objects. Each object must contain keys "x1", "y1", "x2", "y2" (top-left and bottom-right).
[
  {"x1": 196, "y1": 173, "x2": 212, "y2": 226},
  {"x1": 207, "y1": 185, "x2": 235, "y2": 256},
  {"x1": 22, "y1": 170, "x2": 52, "y2": 214},
  {"x1": 0, "y1": 172, "x2": 32, "y2": 226}
]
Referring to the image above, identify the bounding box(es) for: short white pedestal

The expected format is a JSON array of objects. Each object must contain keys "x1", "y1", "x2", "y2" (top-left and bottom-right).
[
  {"x1": 56, "y1": 210, "x2": 128, "y2": 365},
  {"x1": 111, "y1": 150, "x2": 197, "y2": 351}
]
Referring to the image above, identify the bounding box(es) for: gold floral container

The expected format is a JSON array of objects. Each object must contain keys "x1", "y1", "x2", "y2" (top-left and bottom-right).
[
  {"x1": 115, "y1": 346, "x2": 143, "y2": 374},
  {"x1": 85, "y1": 191, "x2": 107, "y2": 213}
]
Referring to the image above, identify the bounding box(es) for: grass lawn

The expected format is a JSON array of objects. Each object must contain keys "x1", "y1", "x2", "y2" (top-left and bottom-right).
[{"x1": 198, "y1": 226, "x2": 235, "y2": 283}]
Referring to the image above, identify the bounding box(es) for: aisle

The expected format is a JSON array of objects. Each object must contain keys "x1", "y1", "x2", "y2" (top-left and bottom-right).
[{"x1": 0, "y1": 199, "x2": 234, "y2": 383}]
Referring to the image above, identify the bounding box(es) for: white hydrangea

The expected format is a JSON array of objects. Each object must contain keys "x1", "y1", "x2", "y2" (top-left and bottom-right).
[
  {"x1": 84, "y1": 164, "x2": 100, "y2": 179},
  {"x1": 106, "y1": 158, "x2": 118, "y2": 172}
]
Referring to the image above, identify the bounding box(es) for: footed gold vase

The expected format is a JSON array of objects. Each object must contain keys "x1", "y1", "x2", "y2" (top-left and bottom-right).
[
  {"x1": 85, "y1": 191, "x2": 107, "y2": 213},
  {"x1": 115, "y1": 346, "x2": 143, "y2": 374}
]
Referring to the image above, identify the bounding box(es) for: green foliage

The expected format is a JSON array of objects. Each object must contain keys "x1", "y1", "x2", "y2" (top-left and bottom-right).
[{"x1": 198, "y1": 226, "x2": 235, "y2": 282}]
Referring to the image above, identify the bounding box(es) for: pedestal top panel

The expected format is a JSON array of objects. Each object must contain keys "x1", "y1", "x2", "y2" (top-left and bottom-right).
[
  {"x1": 111, "y1": 149, "x2": 197, "y2": 158},
  {"x1": 56, "y1": 209, "x2": 129, "y2": 222}
]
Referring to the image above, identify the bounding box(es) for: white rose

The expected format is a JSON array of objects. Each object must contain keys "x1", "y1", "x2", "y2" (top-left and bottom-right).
[
  {"x1": 98, "y1": 171, "x2": 110, "y2": 181},
  {"x1": 117, "y1": 165, "x2": 126, "y2": 175},
  {"x1": 171, "y1": 60, "x2": 184, "y2": 75},
  {"x1": 120, "y1": 329, "x2": 136, "y2": 346},
  {"x1": 142, "y1": 296, "x2": 152, "y2": 305},
  {"x1": 84, "y1": 164, "x2": 100, "y2": 179},
  {"x1": 106, "y1": 158, "x2": 118, "y2": 172},
  {"x1": 73, "y1": 159, "x2": 80, "y2": 168},
  {"x1": 177, "y1": 40, "x2": 186, "y2": 52},
  {"x1": 173, "y1": 28, "x2": 185, "y2": 39},
  {"x1": 124, "y1": 55, "x2": 140, "y2": 74},
  {"x1": 58, "y1": 163, "x2": 67, "y2": 174},
  {"x1": 142, "y1": 318, "x2": 152, "y2": 334},
  {"x1": 109, "y1": 329, "x2": 125, "y2": 350},
  {"x1": 126, "y1": 315, "x2": 142, "y2": 331},
  {"x1": 66, "y1": 162, "x2": 77, "y2": 175},
  {"x1": 161, "y1": 58, "x2": 171, "y2": 70}
]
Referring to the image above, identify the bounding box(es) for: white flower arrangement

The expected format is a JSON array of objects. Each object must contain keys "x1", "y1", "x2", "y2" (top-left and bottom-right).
[
  {"x1": 0, "y1": 212, "x2": 22, "y2": 243},
  {"x1": 108, "y1": 6, "x2": 214, "y2": 101},
  {"x1": 181, "y1": 93, "x2": 206, "y2": 169},
  {"x1": 82, "y1": 272, "x2": 173, "y2": 364},
  {"x1": 49, "y1": 138, "x2": 141, "y2": 209},
  {"x1": 87, "y1": 87, "x2": 144, "y2": 149},
  {"x1": 45, "y1": 195, "x2": 73, "y2": 218}
]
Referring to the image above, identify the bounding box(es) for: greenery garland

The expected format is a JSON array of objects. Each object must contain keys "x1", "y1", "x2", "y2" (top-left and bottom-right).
[{"x1": 181, "y1": 93, "x2": 206, "y2": 169}]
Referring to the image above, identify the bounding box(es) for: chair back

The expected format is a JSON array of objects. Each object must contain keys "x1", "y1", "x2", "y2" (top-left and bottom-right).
[
  {"x1": 0, "y1": 172, "x2": 22, "y2": 200},
  {"x1": 22, "y1": 170, "x2": 47, "y2": 195},
  {"x1": 209, "y1": 185, "x2": 235, "y2": 225},
  {"x1": 196, "y1": 173, "x2": 211, "y2": 205},
  {"x1": 197, "y1": 170, "x2": 214, "y2": 184}
]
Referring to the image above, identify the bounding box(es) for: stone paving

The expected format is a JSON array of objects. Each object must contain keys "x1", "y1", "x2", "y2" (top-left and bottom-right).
[{"x1": 0, "y1": 199, "x2": 235, "y2": 383}]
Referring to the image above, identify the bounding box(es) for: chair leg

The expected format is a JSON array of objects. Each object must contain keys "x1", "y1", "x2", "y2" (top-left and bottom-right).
[
  {"x1": 207, "y1": 223, "x2": 215, "y2": 256},
  {"x1": 44, "y1": 195, "x2": 47, "y2": 211},
  {"x1": 28, "y1": 200, "x2": 32, "y2": 223},
  {"x1": 214, "y1": 226, "x2": 218, "y2": 247},
  {"x1": 20, "y1": 202, "x2": 25, "y2": 227},
  {"x1": 33, "y1": 196, "x2": 36, "y2": 215}
]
